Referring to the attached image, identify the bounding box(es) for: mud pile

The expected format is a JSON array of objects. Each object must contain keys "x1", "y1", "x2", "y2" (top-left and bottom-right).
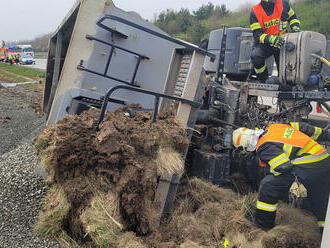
[
  {"x1": 34, "y1": 108, "x2": 322, "y2": 248},
  {"x1": 34, "y1": 107, "x2": 188, "y2": 246}
]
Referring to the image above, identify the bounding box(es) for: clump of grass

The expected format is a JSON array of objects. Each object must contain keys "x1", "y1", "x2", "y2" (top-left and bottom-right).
[
  {"x1": 242, "y1": 193, "x2": 257, "y2": 218},
  {"x1": 36, "y1": 185, "x2": 72, "y2": 241},
  {"x1": 116, "y1": 232, "x2": 147, "y2": 248},
  {"x1": 156, "y1": 146, "x2": 184, "y2": 177},
  {"x1": 80, "y1": 190, "x2": 123, "y2": 248},
  {"x1": 33, "y1": 125, "x2": 57, "y2": 182},
  {"x1": 33, "y1": 125, "x2": 56, "y2": 155},
  {"x1": 179, "y1": 240, "x2": 205, "y2": 248},
  {"x1": 34, "y1": 138, "x2": 49, "y2": 151}
]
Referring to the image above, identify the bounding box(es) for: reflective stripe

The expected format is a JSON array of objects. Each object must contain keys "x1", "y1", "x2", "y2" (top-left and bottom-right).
[
  {"x1": 260, "y1": 34, "x2": 267, "y2": 44},
  {"x1": 257, "y1": 201, "x2": 277, "y2": 212},
  {"x1": 283, "y1": 143, "x2": 293, "y2": 157},
  {"x1": 237, "y1": 134, "x2": 242, "y2": 145},
  {"x1": 311, "y1": 127, "x2": 322, "y2": 140},
  {"x1": 307, "y1": 143, "x2": 325, "y2": 155},
  {"x1": 305, "y1": 142, "x2": 318, "y2": 154},
  {"x1": 269, "y1": 153, "x2": 290, "y2": 170},
  {"x1": 250, "y1": 22, "x2": 262, "y2": 31},
  {"x1": 297, "y1": 140, "x2": 317, "y2": 156},
  {"x1": 288, "y1": 8, "x2": 295, "y2": 18},
  {"x1": 270, "y1": 168, "x2": 281, "y2": 176},
  {"x1": 290, "y1": 122, "x2": 299, "y2": 130},
  {"x1": 283, "y1": 21, "x2": 288, "y2": 29},
  {"x1": 292, "y1": 152, "x2": 329, "y2": 165},
  {"x1": 255, "y1": 64, "x2": 267, "y2": 74},
  {"x1": 290, "y1": 19, "x2": 301, "y2": 26},
  {"x1": 318, "y1": 221, "x2": 325, "y2": 228}
]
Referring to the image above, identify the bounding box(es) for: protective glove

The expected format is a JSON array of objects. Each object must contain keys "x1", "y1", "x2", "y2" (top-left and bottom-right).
[
  {"x1": 291, "y1": 26, "x2": 300, "y2": 32},
  {"x1": 268, "y1": 35, "x2": 285, "y2": 49}
]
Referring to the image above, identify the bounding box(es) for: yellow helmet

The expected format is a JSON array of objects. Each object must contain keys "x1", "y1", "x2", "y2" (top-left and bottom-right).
[{"x1": 232, "y1": 127, "x2": 264, "y2": 152}]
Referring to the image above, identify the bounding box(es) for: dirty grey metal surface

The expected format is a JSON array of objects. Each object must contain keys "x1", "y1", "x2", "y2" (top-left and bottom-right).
[
  {"x1": 280, "y1": 31, "x2": 327, "y2": 86},
  {"x1": 204, "y1": 27, "x2": 274, "y2": 78},
  {"x1": 46, "y1": 1, "x2": 211, "y2": 125}
]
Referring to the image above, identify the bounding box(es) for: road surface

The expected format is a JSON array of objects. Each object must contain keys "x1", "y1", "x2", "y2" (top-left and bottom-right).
[{"x1": 22, "y1": 59, "x2": 47, "y2": 71}]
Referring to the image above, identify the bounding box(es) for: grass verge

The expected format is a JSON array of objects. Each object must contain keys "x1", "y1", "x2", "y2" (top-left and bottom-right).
[
  {"x1": 0, "y1": 70, "x2": 27, "y2": 82},
  {"x1": 0, "y1": 62, "x2": 45, "y2": 79}
]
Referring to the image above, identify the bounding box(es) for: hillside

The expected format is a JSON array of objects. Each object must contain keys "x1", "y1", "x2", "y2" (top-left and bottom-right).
[{"x1": 153, "y1": 0, "x2": 330, "y2": 45}]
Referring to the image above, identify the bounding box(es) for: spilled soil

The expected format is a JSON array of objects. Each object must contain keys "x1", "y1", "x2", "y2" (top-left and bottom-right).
[
  {"x1": 34, "y1": 108, "x2": 322, "y2": 248},
  {"x1": 34, "y1": 107, "x2": 189, "y2": 245}
]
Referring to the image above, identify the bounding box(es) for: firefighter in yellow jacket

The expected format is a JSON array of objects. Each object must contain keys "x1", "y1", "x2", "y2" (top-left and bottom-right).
[{"x1": 233, "y1": 123, "x2": 330, "y2": 231}]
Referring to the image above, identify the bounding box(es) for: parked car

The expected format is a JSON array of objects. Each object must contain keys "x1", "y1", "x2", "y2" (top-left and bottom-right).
[{"x1": 20, "y1": 54, "x2": 35, "y2": 65}]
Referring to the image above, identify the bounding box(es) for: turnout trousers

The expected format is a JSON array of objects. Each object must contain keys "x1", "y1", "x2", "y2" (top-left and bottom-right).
[
  {"x1": 256, "y1": 157, "x2": 330, "y2": 230},
  {"x1": 251, "y1": 43, "x2": 280, "y2": 82}
]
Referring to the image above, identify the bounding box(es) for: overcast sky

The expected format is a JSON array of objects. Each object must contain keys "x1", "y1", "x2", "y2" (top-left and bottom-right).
[{"x1": 1, "y1": 0, "x2": 259, "y2": 42}]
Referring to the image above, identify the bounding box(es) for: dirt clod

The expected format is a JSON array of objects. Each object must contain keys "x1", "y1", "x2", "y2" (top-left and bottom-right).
[
  {"x1": 34, "y1": 108, "x2": 322, "y2": 248},
  {"x1": 34, "y1": 107, "x2": 189, "y2": 246}
]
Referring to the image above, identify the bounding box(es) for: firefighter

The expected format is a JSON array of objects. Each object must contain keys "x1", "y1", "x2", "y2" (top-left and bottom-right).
[
  {"x1": 250, "y1": 0, "x2": 301, "y2": 82},
  {"x1": 9, "y1": 55, "x2": 13, "y2": 65},
  {"x1": 232, "y1": 123, "x2": 330, "y2": 231},
  {"x1": 15, "y1": 55, "x2": 19, "y2": 64}
]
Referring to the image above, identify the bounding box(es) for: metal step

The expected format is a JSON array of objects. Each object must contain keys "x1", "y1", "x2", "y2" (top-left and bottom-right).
[{"x1": 173, "y1": 54, "x2": 193, "y2": 97}]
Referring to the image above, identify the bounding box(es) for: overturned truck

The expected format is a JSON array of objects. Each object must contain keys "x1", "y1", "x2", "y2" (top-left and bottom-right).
[{"x1": 43, "y1": 0, "x2": 330, "y2": 246}]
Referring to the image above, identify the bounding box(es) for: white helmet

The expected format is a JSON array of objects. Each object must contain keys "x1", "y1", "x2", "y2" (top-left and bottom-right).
[{"x1": 232, "y1": 127, "x2": 264, "y2": 152}]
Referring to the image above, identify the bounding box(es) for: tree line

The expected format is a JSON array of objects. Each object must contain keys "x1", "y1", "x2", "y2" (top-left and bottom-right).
[
  {"x1": 153, "y1": 0, "x2": 330, "y2": 45},
  {"x1": 6, "y1": 0, "x2": 330, "y2": 52},
  {"x1": 8, "y1": 33, "x2": 51, "y2": 52}
]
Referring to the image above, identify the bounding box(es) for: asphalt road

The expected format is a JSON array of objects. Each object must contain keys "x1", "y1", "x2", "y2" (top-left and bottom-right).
[{"x1": 22, "y1": 58, "x2": 47, "y2": 71}]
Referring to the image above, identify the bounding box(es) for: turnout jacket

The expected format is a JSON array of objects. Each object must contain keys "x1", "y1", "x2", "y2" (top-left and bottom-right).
[
  {"x1": 256, "y1": 123, "x2": 329, "y2": 176},
  {"x1": 250, "y1": 0, "x2": 300, "y2": 45}
]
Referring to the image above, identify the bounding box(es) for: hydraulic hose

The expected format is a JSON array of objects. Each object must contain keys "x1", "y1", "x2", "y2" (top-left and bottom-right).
[{"x1": 311, "y1": 54, "x2": 330, "y2": 68}]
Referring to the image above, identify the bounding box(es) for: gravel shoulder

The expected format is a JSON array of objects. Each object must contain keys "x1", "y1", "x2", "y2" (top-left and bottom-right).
[
  {"x1": 0, "y1": 86, "x2": 44, "y2": 155},
  {"x1": 0, "y1": 85, "x2": 61, "y2": 248},
  {"x1": 0, "y1": 144, "x2": 60, "y2": 248}
]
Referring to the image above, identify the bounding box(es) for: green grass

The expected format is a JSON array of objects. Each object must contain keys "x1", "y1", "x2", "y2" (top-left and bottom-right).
[
  {"x1": 34, "y1": 52, "x2": 48, "y2": 59},
  {"x1": 0, "y1": 63, "x2": 45, "y2": 78},
  {"x1": 0, "y1": 71, "x2": 27, "y2": 82}
]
